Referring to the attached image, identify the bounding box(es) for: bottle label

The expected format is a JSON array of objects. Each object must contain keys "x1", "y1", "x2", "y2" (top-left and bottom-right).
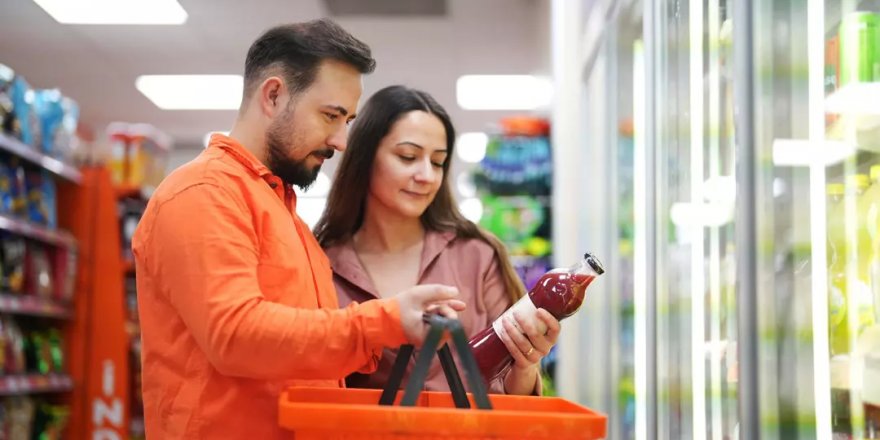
[{"x1": 491, "y1": 295, "x2": 549, "y2": 344}]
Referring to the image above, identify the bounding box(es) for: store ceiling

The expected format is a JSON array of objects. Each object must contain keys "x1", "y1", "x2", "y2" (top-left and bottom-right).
[{"x1": 0, "y1": 0, "x2": 549, "y2": 150}]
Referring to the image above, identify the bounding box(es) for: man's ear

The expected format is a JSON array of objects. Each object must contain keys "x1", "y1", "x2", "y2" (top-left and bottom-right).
[{"x1": 259, "y1": 76, "x2": 286, "y2": 116}]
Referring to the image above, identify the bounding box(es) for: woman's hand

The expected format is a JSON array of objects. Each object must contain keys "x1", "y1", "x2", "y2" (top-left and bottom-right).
[{"x1": 498, "y1": 308, "x2": 560, "y2": 394}]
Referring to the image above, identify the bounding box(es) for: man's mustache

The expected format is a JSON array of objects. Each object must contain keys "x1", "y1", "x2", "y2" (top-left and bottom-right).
[{"x1": 314, "y1": 148, "x2": 334, "y2": 160}]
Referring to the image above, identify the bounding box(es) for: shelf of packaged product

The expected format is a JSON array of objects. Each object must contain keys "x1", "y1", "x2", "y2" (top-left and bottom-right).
[
  {"x1": 0, "y1": 294, "x2": 72, "y2": 319},
  {"x1": 0, "y1": 133, "x2": 81, "y2": 184},
  {"x1": 0, "y1": 374, "x2": 73, "y2": 396},
  {"x1": 0, "y1": 212, "x2": 76, "y2": 250}
]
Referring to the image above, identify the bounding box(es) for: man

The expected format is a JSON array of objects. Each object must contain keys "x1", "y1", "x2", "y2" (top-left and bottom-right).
[{"x1": 133, "y1": 19, "x2": 463, "y2": 439}]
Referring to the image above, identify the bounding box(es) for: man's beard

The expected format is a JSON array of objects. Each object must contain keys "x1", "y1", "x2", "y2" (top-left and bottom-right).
[{"x1": 265, "y1": 108, "x2": 333, "y2": 189}]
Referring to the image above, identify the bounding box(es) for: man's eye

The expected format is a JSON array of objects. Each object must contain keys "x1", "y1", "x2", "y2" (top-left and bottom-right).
[{"x1": 324, "y1": 113, "x2": 339, "y2": 121}]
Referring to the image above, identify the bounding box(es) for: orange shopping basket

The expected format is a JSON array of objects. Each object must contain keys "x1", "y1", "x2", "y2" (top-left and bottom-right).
[{"x1": 279, "y1": 314, "x2": 607, "y2": 439}]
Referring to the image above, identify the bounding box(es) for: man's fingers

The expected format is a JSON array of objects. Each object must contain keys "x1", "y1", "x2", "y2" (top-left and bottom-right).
[{"x1": 426, "y1": 303, "x2": 460, "y2": 320}]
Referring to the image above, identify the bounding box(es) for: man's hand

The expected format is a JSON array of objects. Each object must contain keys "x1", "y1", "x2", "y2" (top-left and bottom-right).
[{"x1": 396, "y1": 284, "x2": 465, "y2": 346}]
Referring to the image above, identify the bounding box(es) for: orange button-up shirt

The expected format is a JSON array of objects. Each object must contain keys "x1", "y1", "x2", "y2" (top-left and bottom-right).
[{"x1": 133, "y1": 134, "x2": 406, "y2": 439}]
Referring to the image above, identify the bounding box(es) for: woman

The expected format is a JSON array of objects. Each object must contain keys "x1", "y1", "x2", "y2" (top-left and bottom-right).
[{"x1": 314, "y1": 85, "x2": 559, "y2": 395}]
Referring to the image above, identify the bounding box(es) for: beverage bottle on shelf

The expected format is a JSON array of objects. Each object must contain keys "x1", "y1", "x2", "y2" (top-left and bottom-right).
[
  {"x1": 468, "y1": 253, "x2": 605, "y2": 382},
  {"x1": 828, "y1": 183, "x2": 847, "y2": 353},
  {"x1": 866, "y1": 165, "x2": 880, "y2": 321},
  {"x1": 830, "y1": 175, "x2": 876, "y2": 355},
  {"x1": 854, "y1": 175, "x2": 876, "y2": 331}
]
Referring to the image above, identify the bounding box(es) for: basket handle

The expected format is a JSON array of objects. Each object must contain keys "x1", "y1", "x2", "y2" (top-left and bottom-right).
[{"x1": 379, "y1": 314, "x2": 492, "y2": 410}]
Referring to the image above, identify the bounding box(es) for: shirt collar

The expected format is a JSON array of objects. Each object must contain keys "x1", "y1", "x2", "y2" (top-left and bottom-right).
[
  {"x1": 208, "y1": 133, "x2": 272, "y2": 178},
  {"x1": 326, "y1": 229, "x2": 457, "y2": 298}
]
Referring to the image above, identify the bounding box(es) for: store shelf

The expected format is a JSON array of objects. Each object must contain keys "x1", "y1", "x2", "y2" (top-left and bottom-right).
[
  {"x1": 0, "y1": 212, "x2": 76, "y2": 249},
  {"x1": 0, "y1": 294, "x2": 72, "y2": 319},
  {"x1": 0, "y1": 374, "x2": 73, "y2": 396},
  {"x1": 0, "y1": 133, "x2": 81, "y2": 184}
]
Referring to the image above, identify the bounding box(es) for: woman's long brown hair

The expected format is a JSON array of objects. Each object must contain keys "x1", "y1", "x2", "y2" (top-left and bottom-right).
[{"x1": 314, "y1": 85, "x2": 525, "y2": 304}]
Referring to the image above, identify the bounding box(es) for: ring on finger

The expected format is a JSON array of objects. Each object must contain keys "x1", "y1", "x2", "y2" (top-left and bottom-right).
[{"x1": 525, "y1": 347, "x2": 534, "y2": 356}]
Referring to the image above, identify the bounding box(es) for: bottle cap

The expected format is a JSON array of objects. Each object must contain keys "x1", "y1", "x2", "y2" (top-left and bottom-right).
[{"x1": 583, "y1": 252, "x2": 605, "y2": 275}]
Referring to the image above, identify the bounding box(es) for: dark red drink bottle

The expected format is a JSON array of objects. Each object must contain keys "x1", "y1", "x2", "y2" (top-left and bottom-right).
[{"x1": 468, "y1": 253, "x2": 605, "y2": 383}]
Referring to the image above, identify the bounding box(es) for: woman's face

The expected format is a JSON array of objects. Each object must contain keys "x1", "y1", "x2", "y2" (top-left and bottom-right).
[{"x1": 368, "y1": 110, "x2": 448, "y2": 220}]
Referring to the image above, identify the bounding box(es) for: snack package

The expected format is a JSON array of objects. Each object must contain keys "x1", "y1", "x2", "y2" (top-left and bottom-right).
[
  {"x1": 6, "y1": 159, "x2": 26, "y2": 218},
  {"x1": 32, "y1": 90, "x2": 64, "y2": 156},
  {"x1": 0, "y1": 64, "x2": 15, "y2": 136},
  {"x1": 5, "y1": 319, "x2": 25, "y2": 375},
  {"x1": 24, "y1": 171, "x2": 50, "y2": 226},
  {"x1": 9, "y1": 77, "x2": 39, "y2": 149},
  {"x1": 24, "y1": 331, "x2": 51, "y2": 375},
  {"x1": 33, "y1": 403, "x2": 69, "y2": 440},
  {"x1": 52, "y1": 249, "x2": 76, "y2": 303},
  {"x1": 1, "y1": 236, "x2": 26, "y2": 293},
  {"x1": 41, "y1": 173, "x2": 56, "y2": 230},
  {"x1": 24, "y1": 244, "x2": 53, "y2": 299},
  {"x1": 56, "y1": 97, "x2": 79, "y2": 162},
  {"x1": 5, "y1": 396, "x2": 35, "y2": 440},
  {"x1": 23, "y1": 171, "x2": 56, "y2": 228},
  {"x1": 0, "y1": 158, "x2": 16, "y2": 214},
  {"x1": 0, "y1": 316, "x2": 8, "y2": 374},
  {"x1": 46, "y1": 329, "x2": 62, "y2": 373}
]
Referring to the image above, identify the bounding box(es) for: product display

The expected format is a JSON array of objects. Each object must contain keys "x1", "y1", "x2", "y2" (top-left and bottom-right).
[
  {"x1": 25, "y1": 171, "x2": 57, "y2": 228},
  {"x1": 0, "y1": 397, "x2": 68, "y2": 440},
  {"x1": 839, "y1": 12, "x2": 880, "y2": 87},
  {"x1": 2, "y1": 396, "x2": 36, "y2": 440},
  {"x1": 52, "y1": 248, "x2": 76, "y2": 303},
  {"x1": 107, "y1": 122, "x2": 171, "y2": 191},
  {"x1": 0, "y1": 65, "x2": 15, "y2": 138},
  {"x1": 0, "y1": 62, "x2": 88, "y2": 438},
  {"x1": 469, "y1": 253, "x2": 605, "y2": 382},
  {"x1": 24, "y1": 243, "x2": 54, "y2": 299},
  {"x1": 10, "y1": 76, "x2": 38, "y2": 149},
  {"x1": 1, "y1": 235, "x2": 25, "y2": 294}
]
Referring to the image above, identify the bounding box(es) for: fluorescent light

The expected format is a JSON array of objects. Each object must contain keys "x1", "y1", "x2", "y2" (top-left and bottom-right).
[
  {"x1": 136, "y1": 75, "x2": 242, "y2": 110},
  {"x1": 772, "y1": 139, "x2": 856, "y2": 166},
  {"x1": 458, "y1": 198, "x2": 483, "y2": 222},
  {"x1": 203, "y1": 131, "x2": 229, "y2": 148},
  {"x1": 456, "y1": 75, "x2": 553, "y2": 110},
  {"x1": 455, "y1": 132, "x2": 489, "y2": 163},
  {"x1": 32, "y1": 0, "x2": 187, "y2": 25},
  {"x1": 826, "y1": 82, "x2": 880, "y2": 115}
]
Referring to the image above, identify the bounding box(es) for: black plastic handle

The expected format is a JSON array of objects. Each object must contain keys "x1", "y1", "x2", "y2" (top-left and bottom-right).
[{"x1": 379, "y1": 314, "x2": 492, "y2": 410}]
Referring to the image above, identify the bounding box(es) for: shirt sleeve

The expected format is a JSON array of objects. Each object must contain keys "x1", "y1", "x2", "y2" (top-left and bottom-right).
[
  {"x1": 137, "y1": 183, "x2": 407, "y2": 381},
  {"x1": 481, "y1": 253, "x2": 543, "y2": 396}
]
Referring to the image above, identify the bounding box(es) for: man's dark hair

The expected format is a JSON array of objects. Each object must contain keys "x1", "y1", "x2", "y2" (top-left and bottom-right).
[{"x1": 244, "y1": 19, "x2": 376, "y2": 98}]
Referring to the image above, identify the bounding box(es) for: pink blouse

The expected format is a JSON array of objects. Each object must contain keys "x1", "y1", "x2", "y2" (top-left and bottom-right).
[{"x1": 325, "y1": 230, "x2": 541, "y2": 395}]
